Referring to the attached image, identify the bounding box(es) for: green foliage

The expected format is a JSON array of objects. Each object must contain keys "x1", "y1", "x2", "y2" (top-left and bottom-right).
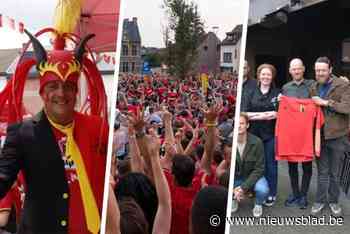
[
  {"x1": 143, "y1": 52, "x2": 162, "y2": 67},
  {"x1": 163, "y1": 0, "x2": 205, "y2": 79}
]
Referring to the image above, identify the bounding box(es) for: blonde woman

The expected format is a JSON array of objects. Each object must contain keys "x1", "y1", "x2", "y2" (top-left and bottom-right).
[{"x1": 245, "y1": 64, "x2": 280, "y2": 206}]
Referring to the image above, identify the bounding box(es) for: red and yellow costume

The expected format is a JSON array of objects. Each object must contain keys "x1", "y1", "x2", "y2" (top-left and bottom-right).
[{"x1": 0, "y1": 1, "x2": 109, "y2": 233}]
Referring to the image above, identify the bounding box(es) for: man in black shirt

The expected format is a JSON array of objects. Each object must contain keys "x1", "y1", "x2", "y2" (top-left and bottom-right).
[{"x1": 281, "y1": 58, "x2": 315, "y2": 209}]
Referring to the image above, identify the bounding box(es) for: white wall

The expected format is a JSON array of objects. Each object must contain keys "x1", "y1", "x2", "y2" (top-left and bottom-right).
[
  {"x1": 221, "y1": 45, "x2": 234, "y2": 68},
  {"x1": 220, "y1": 39, "x2": 241, "y2": 72}
]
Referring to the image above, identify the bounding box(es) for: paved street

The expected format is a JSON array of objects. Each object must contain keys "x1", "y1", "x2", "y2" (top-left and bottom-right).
[{"x1": 230, "y1": 161, "x2": 350, "y2": 234}]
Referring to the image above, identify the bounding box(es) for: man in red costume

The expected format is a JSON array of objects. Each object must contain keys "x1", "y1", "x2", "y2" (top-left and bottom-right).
[{"x1": 0, "y1": 28, "x2": 108, "y2": 234}]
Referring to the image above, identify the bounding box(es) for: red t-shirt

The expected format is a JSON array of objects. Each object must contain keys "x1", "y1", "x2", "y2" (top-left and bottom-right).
[
  {"x1": 52, "y1": 128, "x2": 88, "y2": 234},
  {"x1": 145, "y1": 87, "x2": 153, "y2": 96},
  {"x1": 164, "y1": 167, "x2": 216, "y2": 234},
  {"x1": 275, "y1": 96, "x2": 324, "y2": 162},
  {"x1": 157, "y1": 87, "x2": 168, "y2": 101},
  {"x1": 226, "y1": 95, "x2": 236, "y2": 106},
  {"x1": 168, "y1": 91, "x2": 178, "y2": 105}
]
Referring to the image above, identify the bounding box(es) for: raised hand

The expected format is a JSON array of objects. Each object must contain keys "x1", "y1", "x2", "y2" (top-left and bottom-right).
[
  {"x1": 161, "y1": 105, "x2": 173, "y2": 123},
  {"x1": 201, "y1": 101, "x2": 224, "y2": 123},
  {"x1": 233, "y1": 186, "x2": 245, "y2": 202},
  {"x1": 146, "y1": 134, "x2": 161, "y2": 157},
  {"x1": 127, "y1": 107, "x2": 146, "y2": 132}
]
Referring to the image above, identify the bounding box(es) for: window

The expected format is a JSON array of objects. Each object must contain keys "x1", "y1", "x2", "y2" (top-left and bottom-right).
[
  {"x1": 131, "y1": 62, "x2": 136, "y2": 72},
  {"x1": 122, "y1": 62, "x2": 129, "y2": 72},
  {"x1": 342, "y1": 39, "x2": 350, "y2": 63},
  {"x1": 235, "y1": 49, "x2": 238, "y2": 59},
  {"x1": 122, "y1": 45, "x2": 128, "y2": 56},
  {"x1": 203, "y1": 45, "x2": 208, "y2": 51},
  {"x1": 223, "y1": 52, "x2": 232, "y2": 63},
  {"x1": 132, "y1": 45, "x2": 138, "y2": 56}
]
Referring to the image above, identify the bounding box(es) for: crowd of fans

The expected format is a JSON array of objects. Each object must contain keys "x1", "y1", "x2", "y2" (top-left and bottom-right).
[{"x1": 108, "y1": 72, "x2": 238, "y2": 234}]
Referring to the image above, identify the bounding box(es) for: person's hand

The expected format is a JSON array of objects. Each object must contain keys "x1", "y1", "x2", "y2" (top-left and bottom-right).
[
  {"x1": 201, "y1": 172, "x2": 210, "y2": 188},
  {"x1": 263, "y1": 111, "x2": 277, "y2": 120},
  {"x1": 128, "y1": 123, "x2": 135, "y2": 136},
  {"x1": 146, "y1": 134, "x2": 161, "y2": 157},
  {"x1": 175, "y1": 128, "x2": 184, "y2": 142},
  {"x1": 277, "y1": 94, "x2": 283, "y2": 102},
  {"x1": 192, "y1": 124, "x2": 199, "y2": 140},
  {"x1": 312, "y1": 96, "x2": 329, "y2": 106},
  {"x1": 161, "y1": 105, "x2": 173, "y2": 123},
  {"x1": 127, "y1": 107, "x2": 146, "y2": 132},
  {"x1": 201, "y1": 101, "x2": 224, "y2": 123},
  {"x1": 233, "y1": 186, "x2": 245, "y2": 202}
]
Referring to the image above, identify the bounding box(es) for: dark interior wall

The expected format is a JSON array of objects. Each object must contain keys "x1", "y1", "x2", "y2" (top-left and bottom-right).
[{"x1": 247, "y1": 0, "x2": 350, "y2": 85}]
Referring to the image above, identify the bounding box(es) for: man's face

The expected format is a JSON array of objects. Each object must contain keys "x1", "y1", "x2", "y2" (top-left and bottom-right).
[
  {"x1": 238, "y1": 116, "x2": 249, "y2": 135},
  {"x1": 289, "y1": 61, "x2": 305, "y2": 81},
  {"x1": 243, "y1": 61, "x2": 249, "y2": 78},
  {"x1": 41, "y1": 80, "x2": 77, "y2": 124},
  {"x1": 315, "y1": 62, "x2": 332, "y2": 84}
]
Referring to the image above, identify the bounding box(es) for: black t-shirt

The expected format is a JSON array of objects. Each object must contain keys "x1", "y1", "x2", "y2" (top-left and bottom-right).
[
  {"x1": 246, "y1": 86, "x2": 280, "y2": 141},
  {"x1": 241, "y1": 78, "x2": 258, "y2": 112}
]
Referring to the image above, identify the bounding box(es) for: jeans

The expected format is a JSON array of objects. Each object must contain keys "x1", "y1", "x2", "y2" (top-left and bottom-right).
[
  {"x1": 315, "y1": 136, "x2": 347, "y2": 203},
  {"x1": 234, "y1": 177, "x2": 270, "y2": 205},
  {"x1": 288, "y1": 161, "x2": 312, "y2": 197},
  {"x1": 264, "y1": 138, "x2": 278, "y2": 197}
]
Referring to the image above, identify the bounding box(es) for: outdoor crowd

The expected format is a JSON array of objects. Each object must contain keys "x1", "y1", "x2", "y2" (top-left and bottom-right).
[
  {"x1": 234, "y1": 57, "x2": 350, "y2": 218},
  {"x1": 107, "y1": 72, "x2": 238, "y2": 234}
]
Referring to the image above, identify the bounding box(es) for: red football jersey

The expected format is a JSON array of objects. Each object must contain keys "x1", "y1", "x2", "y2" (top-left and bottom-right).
[
  {"x1": 164, "y1": 167, "x2": 216, "y2": 234},
  {"x1": 275, "y1": 96, "x2": 324, "y2": 162}
]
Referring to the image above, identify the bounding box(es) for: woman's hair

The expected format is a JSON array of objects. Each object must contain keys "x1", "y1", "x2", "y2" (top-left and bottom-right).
[
  {"x1": 119, "y1": 197, "x2": 149, "y2": 234},
  {"x1": 256, "y1": 63, "x2": 277, "y2": 81},
  {"x1": 115, "y1": 172, "x2": 158, "y2": 233},
  {"x1": 191, "y1": 186, "x2": 228, "y2": 234}
]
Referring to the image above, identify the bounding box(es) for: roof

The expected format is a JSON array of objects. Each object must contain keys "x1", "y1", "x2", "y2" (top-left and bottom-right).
[
  {"x1": 5, "y1": 51, "x2": 38, "y2": 77},
  {"x1": 201, "y1": 31, "x2": 221, "y2": 44},
  {"x1": 122, "y1": 18, "x2": 141, "y2": 43},
  {"x1": 0, "y1": 48, "x2": 21, "y2": 75},
  {"x1": 221, "y1": 25, "x2": 242, "y2": 46},
  {"x1": 249, "y1": 0, "x2": 328, "y2": 26}
]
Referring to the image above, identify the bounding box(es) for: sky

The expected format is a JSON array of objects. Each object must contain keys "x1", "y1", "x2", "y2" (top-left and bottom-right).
[
  {"x1": 0, "y1": 0, "x2": 56, "y2": 49},
  {"x1": 123, "y1": 0, "x2": 247, "y2": 48},
  {"x1": 0, "y1": 0, "x2": 247, "y2": 49}
]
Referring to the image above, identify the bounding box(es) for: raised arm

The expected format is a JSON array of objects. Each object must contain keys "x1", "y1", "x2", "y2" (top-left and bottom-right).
[
  {"x1": 127, "y1": 124, "x2": 144, "y2": 173},
  {"x1": 162, "y1": 106, "x2": 176, "y2": 145},
  {"x1": 146, "y1": 135, "x2": 172, "y2": 234},
  {"x1": 128, "y1": 108, "x2": 154, "y2": 182},
  {"x1": 184, "y1": 124, "x2": 199, "y2": 156},
  {"x1": 216, "y1": 159, "x2": 230, "y2": 180},
  {"x1": 200, "y1": 102, "x2": 223, "y2": 175},
  {"x1": 106, "y1": 182, "x2": 120, "y2": 234},
  {"x1": 174, "y1": 129, "x2": 185, "y2": 155}
]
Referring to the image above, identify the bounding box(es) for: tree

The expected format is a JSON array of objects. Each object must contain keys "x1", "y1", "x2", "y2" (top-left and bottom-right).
[
  {"x1": 143, "y1": 52, "x2": 162, "y2": 68},
  {"x1": 162, "y1": 0, "x2": 205, "y2": 80}
]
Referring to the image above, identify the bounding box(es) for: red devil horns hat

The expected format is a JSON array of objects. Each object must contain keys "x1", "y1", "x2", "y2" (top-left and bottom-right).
[{"x1": 0, "y1": 28, "x2": 107, "y2": 124}]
